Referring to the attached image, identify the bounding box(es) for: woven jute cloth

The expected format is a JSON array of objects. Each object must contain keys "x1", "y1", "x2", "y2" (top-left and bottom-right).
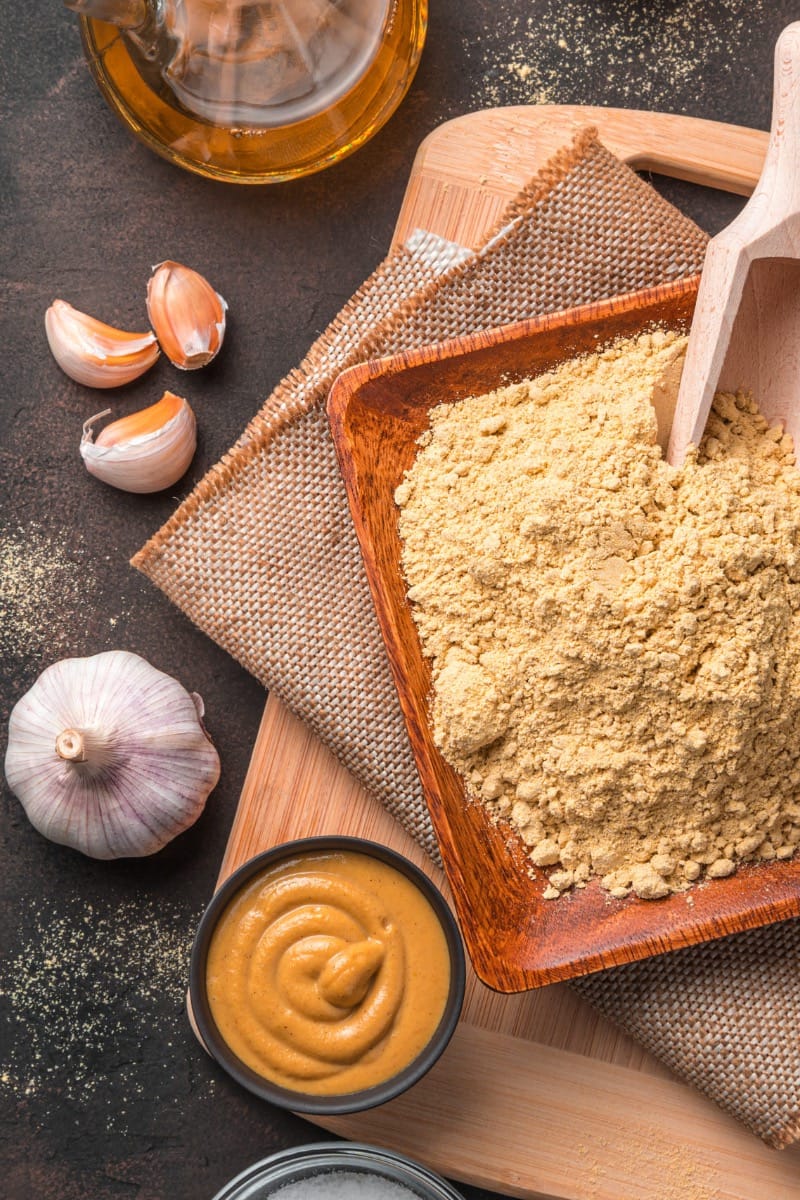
[{"x1": 134, "y1": 129, "x2": 800, "y2": 1149}]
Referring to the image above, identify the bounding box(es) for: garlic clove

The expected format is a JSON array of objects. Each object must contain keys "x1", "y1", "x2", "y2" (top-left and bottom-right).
[
  {"x1": 45, "y1": 299, "x2": 160, "y2": 388},
  {"x1": 80, "y1": 390, "x2": 197, "y2": 493},
  {"x1": 4, "y1": 650, "x2": 221, "y2": 860},
  {"x1": 146, "y1": 260, "x2": 227, "y2": 370}
]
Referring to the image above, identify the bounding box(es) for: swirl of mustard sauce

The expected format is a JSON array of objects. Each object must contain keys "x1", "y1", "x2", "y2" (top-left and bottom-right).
[{"x1": 205, "y1": 850, "x2": 451, "y2": 1095}]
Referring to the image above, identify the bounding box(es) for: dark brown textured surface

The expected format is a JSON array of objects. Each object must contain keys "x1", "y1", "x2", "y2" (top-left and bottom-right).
[
  {"x1": 2, "y1": 3, "x2": 800, "y2": 1199},
  {"x1": 327, "y1": 279, "x2": 800, "y2": 991}
]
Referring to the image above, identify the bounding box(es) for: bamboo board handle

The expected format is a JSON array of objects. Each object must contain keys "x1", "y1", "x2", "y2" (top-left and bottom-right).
[{"x1": 393, "y1": 106, "x2": 768, "y2": 250}]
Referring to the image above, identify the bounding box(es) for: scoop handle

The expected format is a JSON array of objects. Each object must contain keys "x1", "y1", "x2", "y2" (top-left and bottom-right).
[
  {"x1": 718, "y1": 21, "x2": 800, "y2": 242},
  {"x1": 753, "y1": 22, "x2": 800, "y2": 221},
  {"x1": 667, "y1": 22, "x2": 800, "y2": 465}
]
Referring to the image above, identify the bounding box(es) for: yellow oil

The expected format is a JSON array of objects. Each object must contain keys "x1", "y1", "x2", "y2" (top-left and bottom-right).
[{"x1": 80, "y1": 2, "x2": 427, "y2": 183}]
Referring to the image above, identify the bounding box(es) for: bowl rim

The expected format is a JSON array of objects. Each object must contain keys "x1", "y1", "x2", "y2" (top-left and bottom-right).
[
  {"x1": 189, "y1": 835, "x2": 466, "y2": 1114},
  {"x1": 211, "y1": 1140, "x2": 468, "y2": 1200}
]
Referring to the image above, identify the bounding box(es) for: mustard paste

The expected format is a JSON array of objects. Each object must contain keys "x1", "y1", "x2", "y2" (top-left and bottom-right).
[{"x1": 205, "y1": 849, "x2": 452, "y2": 1095}]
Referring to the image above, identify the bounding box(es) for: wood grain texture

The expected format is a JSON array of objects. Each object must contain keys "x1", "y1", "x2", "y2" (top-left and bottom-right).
[
  {"x1": 209, "y1": 108, "x2": 799, "y2": 1196},
  {"x1": 320, "y1": 1024, "x2": 800, "y2": 1200}
]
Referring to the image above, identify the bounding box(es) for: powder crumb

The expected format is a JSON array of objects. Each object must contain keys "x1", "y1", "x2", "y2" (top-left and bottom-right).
[
  {"x1": 398, "y1": 331, "x2": 800, "y2": 899},
  {"x1": 629, "y1": 865, "x2": 671, "y2": 901}
]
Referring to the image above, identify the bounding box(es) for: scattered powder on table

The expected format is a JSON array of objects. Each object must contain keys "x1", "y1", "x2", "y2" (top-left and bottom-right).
[
  {"x1": 0, "y1": 524, "x2": 99, "y2": 666},
  {"x1": 0, "y1": 893, "x2": 204, "y2": 1124},
  {"x1": 464, "y1": 1, "x2": 763, "y2": 112},
  {"x1": 395, "y1": 331, "x2": 800, "y2": 900}
]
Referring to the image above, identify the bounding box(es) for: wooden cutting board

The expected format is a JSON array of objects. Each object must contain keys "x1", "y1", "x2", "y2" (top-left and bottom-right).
[{"x1": 209, "y1": 107, "x2": 800, "y2": 1198}]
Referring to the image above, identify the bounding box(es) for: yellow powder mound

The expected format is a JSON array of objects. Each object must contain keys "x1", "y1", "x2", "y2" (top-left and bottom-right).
[{"x1": 396, "y1": 332, "x2": 800, "y2": 900}]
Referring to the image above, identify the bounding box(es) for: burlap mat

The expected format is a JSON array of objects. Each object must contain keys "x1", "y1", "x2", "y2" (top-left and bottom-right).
[{"x1": 133, "y1": 128, "x2": 800, "y2": 1149}]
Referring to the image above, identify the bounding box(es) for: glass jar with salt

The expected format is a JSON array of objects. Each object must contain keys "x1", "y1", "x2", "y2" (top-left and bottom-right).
[{"x1": 212, "y1": 1143, "x2": 466, "y2": 1200}]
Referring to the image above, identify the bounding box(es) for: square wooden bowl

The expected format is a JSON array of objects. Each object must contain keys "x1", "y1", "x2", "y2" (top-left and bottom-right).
[{"x1": 327, "y1": 277, "x2": 800, "y2": 992}]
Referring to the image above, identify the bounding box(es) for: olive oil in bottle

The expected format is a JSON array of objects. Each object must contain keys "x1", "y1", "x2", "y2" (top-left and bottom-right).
[{"x1": 68, "y1": 0, "x2": 427, "y2": 182}]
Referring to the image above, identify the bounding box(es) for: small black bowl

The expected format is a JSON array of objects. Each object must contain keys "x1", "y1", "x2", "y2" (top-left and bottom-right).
[{"x1": 189, "y1": 835, "x2": 466, "y2": 1115}]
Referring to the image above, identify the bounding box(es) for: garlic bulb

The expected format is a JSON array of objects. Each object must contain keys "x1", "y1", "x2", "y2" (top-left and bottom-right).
[
  {"x1": 4, "y1": 651, "x2": 221, "y2": 860},
  {"x1": 147, "y1": 260, "x2": 227, "y2": 369},
  {"x1": 45, "y1": 299, "x2": 159, "y2": 387},
  {"x1": 80, "y1": 390, "x2": 197, "y2": 493}
]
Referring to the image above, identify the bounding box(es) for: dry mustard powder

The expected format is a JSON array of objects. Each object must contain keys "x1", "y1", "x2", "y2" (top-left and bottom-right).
[{"x1": 395, "y1": 332, "x2": 800, "y2": 900}]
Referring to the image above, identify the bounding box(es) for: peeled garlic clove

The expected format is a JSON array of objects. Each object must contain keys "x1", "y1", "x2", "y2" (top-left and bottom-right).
[
  {"x1": 45, "y1": 299, "x2": 159, "y2": 388},
  {"x1": 80, "y1": 390, "x2": 197, "y2": 493},
  {"x1": 147, "y1": 260, "x2": 227, "y2": 370},
  {"x1": 4, "y1": 650, "x2": 221, "y2": 860}
]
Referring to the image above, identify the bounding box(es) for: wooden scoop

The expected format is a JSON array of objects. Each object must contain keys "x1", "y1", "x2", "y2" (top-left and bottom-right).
[{"x1": 668, "y1": 23, "x2": 800, "y2": 466}]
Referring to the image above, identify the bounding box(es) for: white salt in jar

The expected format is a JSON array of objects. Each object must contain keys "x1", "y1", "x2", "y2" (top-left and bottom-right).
[{"x1": 212, "y1": 1143, "x2": 466, "y2": 1200}]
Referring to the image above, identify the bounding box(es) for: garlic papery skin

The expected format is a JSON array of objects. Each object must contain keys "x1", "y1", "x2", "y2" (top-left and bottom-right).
[
  {"x1": 45, "y1": 299, "x2": 159, "y2": 388},
  {"x1": 146, "y1": 260, "x2": 227, "y2": 370},
  {"x1": 80, "y1": 390, "x2": 197, "y2": 493},
  {"x1": 4, "y1": 651, "x2": 221, "y2": 860}
]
